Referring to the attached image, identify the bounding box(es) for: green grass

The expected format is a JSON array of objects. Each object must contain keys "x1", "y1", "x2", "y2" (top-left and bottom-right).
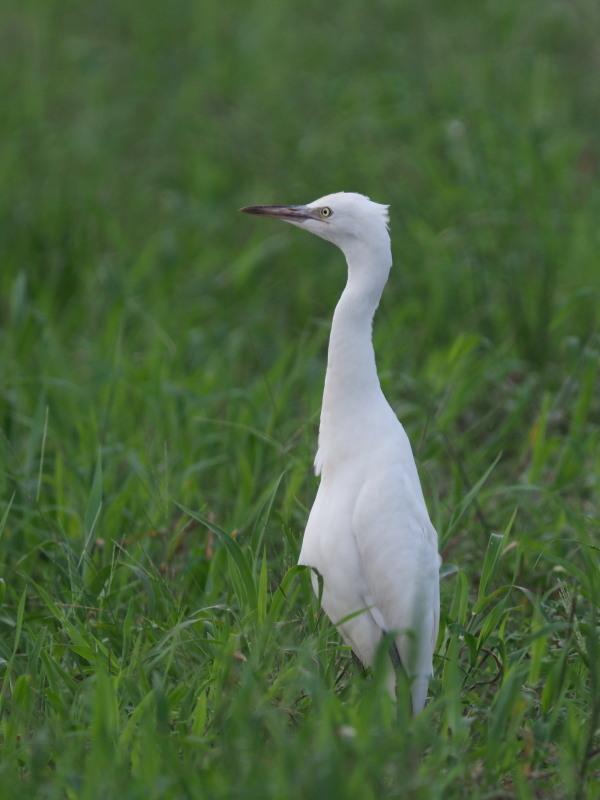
[{"x1": 1, "y1": 0, "x2": 599, "y2": 797}]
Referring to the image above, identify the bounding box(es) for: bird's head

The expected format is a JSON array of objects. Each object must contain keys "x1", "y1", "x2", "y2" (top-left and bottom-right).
[{"x1": 241, "y1": 192, "x2": 391, "y2": 268}]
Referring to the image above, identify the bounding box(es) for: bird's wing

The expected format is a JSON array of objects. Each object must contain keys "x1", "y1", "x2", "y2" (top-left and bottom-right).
[{"x1": 352, "y1": 470, "x2": 440, "y2": 677}]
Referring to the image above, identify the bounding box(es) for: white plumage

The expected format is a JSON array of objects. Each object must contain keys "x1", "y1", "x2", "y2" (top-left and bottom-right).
[{"x1": 241, "y1": 192, "x2": 441, "y2": 712}]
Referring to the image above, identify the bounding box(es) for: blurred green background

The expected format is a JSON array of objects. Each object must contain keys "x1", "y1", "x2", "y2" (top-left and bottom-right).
[
  {"x1": 2, "y1": 0, "x2": 598, "y2": 518},
  {"x1": 1, "y1": 0, "x2": 599, "y2": 797}
]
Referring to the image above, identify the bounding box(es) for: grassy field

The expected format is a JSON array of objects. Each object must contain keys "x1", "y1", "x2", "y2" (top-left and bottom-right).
[{"x1": 1, "y1": 0, "x2": 599, "y2": 797}]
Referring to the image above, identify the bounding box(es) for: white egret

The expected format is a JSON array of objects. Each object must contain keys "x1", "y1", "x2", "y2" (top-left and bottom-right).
[{"x1": 241, "y1": 192, "x2": 440, "y2": 713}]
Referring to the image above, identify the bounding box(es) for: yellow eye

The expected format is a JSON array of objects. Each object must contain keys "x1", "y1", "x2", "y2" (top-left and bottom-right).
[{"x1": 320, "y1": 207, "x2": 332, "y2": 218}]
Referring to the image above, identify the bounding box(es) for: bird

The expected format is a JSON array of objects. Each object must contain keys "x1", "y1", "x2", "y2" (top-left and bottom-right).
[{"x1": 241, "y1": 192, "x2": 440, "y2": 713}]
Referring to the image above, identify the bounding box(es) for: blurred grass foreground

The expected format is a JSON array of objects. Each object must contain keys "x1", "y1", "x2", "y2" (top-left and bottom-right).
[{"x1": 1, "y1": 1, "x2": 599, "y2": 798}]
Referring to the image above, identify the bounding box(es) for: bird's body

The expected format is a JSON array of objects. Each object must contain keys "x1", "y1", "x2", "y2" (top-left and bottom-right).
[{"x1": 241, "y1": 192, "x2": 440, "y2": 712}]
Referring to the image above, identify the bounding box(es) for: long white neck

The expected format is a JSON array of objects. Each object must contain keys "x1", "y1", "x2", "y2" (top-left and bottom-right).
[{"x1": 316, "y1": 239, "x2": 392, "y2": 474}]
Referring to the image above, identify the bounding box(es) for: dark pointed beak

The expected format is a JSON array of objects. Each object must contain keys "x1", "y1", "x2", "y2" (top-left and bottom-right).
[{"x1": 240, "y1": 204, "x2": 313, "y2": 223}]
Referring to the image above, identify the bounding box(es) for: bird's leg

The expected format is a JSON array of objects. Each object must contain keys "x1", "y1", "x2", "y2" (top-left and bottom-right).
[
  {"x1": 351, "y1": 650, "x2": 369, "y2": 679},
  {"x1": 389, "y1": 642, "x2": 404, "y2": 672},
  {"x1": 389, "y1": 643, "x2": 413, "y2": 714}
]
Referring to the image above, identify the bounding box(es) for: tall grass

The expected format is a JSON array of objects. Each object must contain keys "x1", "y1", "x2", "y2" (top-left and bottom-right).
[{"x1": 1, "y1": 0, "x2": 599, "y2": 797}]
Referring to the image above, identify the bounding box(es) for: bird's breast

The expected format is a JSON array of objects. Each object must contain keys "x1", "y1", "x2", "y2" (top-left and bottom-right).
[{"x1": 317, "y1": 401, "x2": 409, "y2": 479}]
